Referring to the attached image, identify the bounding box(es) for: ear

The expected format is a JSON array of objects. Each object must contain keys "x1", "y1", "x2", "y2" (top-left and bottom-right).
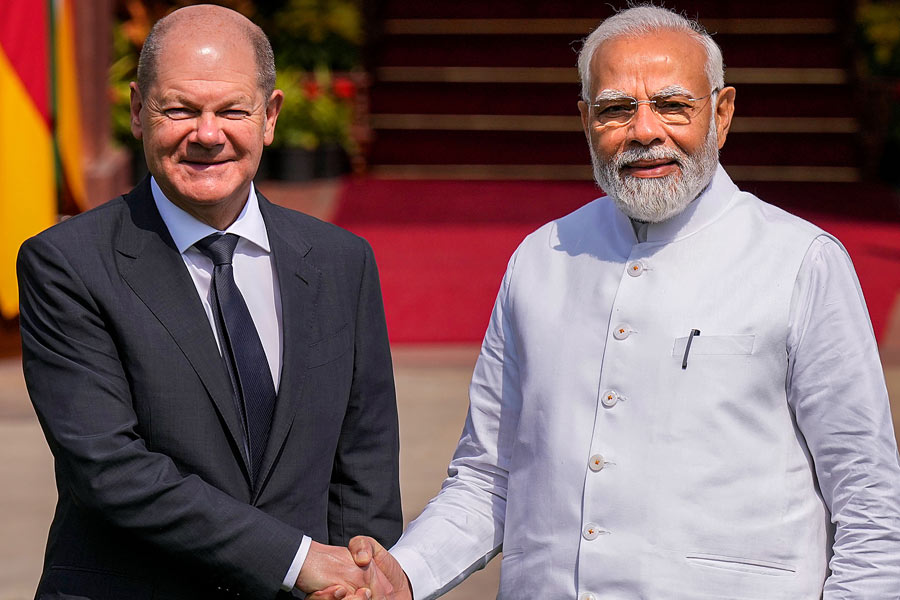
[
  {"x1": 129, "y1": 82, "x2": 144, "y2": 140},
  {"x1": 713, "y1": 86, "x2": 736, "y2": 149},
  {"x1": 264, "y1": 89, "x2": 284, "y2": 146}
]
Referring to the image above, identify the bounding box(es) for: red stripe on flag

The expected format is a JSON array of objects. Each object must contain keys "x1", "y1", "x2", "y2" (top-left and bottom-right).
[{"x1": 0, "y1": 0, "x2": 50, "y2": 124}]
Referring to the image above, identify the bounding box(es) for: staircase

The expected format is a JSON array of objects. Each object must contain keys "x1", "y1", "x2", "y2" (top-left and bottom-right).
[{"x1": 362, "y1": 0, "x2": 863, "y2": 197}]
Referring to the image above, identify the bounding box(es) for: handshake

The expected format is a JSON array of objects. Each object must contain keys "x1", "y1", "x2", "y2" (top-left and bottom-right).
[{"x1": 296, "y1": 536, "x2": 411, "y2": 600}]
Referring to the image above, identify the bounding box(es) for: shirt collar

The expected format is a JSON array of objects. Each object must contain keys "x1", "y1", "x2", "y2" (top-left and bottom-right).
[
  {"x1": 629, "y1": 163, "x2": 739, "y2": 244},
  {"x1": 151, "y1": 177, "x2": 271, "y2": 254}
]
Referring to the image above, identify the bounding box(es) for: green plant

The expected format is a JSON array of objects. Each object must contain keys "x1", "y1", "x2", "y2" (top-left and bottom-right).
[
  {"x1": 858, "y1": 0, "x2": 900, "y2": 76},
  {"x1": 857, "y1": 1, "x2": 900, "y2": 182},
  {"x1": 109, "y1": 23, "x2": 140, "y2": 150},
  {"x1": 273, "y1": 67, "x2": 358, "y2": 153},
  {"x1": 260, "y1": 0, "x2": 363, "y2": 72}
]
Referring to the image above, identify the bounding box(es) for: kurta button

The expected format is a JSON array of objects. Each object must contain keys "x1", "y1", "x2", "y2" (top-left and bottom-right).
[
  {"x1": 589, "y1": 454, "x2": 607, "y2": 471},
  {"x1": 613, "y1": 325, "x2": 631, "y2": 340},
  {"x1": 579, "y1": 593, "x2": 597, "y2": 600},
  {"x1": 626, "y1": 261, "x2": 644, "y2": 276},
  {"x1": 582, "y1": 522, "x2": 606, "y2": 540},
  {"x1": 601, "y1": 390, "x2": 620, "y2": 408}
]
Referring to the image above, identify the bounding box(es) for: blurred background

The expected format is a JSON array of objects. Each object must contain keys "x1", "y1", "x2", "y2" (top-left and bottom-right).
[{"x1": 1, "y1": 1, "x2": 899, "y2": 598}]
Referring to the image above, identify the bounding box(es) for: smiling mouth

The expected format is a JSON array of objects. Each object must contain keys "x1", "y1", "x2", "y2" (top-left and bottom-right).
[
  {"x1": 182, "y1": 159, "x2": 232, "y2": 169},
  {"x1": 624, "y1": 158, "x2": 677, "y2": 169},
  {"x1": 621, "y1": 158, "x2": 680, "y2": 178}
]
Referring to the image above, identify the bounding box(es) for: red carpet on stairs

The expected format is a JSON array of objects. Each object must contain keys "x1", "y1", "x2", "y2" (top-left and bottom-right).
[{"x1": 333, "y1": 178, "x2": 900, "y2": 344}]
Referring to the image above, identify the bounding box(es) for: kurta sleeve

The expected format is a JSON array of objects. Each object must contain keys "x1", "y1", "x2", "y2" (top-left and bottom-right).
[
  {"x1": 786, "y1": 235, "x2": 900, "y2": 597},
  {"x1": 391, "y1": 251, "x2": 523, "y2": 600}
]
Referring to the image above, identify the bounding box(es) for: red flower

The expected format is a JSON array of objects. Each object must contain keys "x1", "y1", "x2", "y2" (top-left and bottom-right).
[
  {"x1": 333, "y1": 76, "x2": 356, "y2": 100},
  {"x1": 303, "y1": 79, "x2": 321, "y2": 100}
]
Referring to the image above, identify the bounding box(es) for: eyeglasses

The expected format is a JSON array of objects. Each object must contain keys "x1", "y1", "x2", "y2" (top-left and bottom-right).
[{"x1": 588, "y1": 89, "x2": 719, "y2": 127}]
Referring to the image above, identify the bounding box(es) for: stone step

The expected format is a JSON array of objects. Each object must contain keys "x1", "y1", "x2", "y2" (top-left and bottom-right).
[
  {"x1": 375, "y1": 1, "x2": 848, "y2": 20},
  {"x1": 369, "y1": 82, "x2": 857, "y2": 119},
  {"x1": 374, "y1": 32, "x2": 850, "y2": 70}
]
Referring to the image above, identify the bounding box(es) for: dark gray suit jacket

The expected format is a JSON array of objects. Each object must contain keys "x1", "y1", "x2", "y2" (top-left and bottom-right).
[{"x1": 17, "y1": 178, "x2": 402, "y2": 599}]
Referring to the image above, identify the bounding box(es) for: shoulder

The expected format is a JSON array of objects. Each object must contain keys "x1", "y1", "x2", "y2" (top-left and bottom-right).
[
  {"x1": 514, "y1": 196, "x2": 612, "y2": 258},
  {"x1": 262, "y1": 199, "x2": 370, "y2": 249},
  {"x1": 730, "y1": 190, "x2": 825, "y2": 239},
  {"x1": 258, "y1": 196, "x2": 375, "y2": 272},
  {"x1": 21, "y1": 195, "x2": 130, "y2": 257}
]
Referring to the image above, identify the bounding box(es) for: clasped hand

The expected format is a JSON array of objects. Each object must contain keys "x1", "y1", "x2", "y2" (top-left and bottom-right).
[{"x1": 297, "y1": 538, "x2": 411, "y2": 600}]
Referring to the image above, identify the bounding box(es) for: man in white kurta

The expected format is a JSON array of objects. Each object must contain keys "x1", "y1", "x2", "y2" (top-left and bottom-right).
[
  {"x1": 320, "y1": 6, "x2": 900, "y2": 600},
  {"x1": 389, "y1": 164, "x2": 900, "y2": 599}
]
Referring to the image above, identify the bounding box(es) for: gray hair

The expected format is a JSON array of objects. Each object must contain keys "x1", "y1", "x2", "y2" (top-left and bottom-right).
[
  {"x1": 577, "y1": 4, "x2": 725, "y2": 101},
  {"x1": 137, "y1": 8, "x2": 276, "y2": 100}
]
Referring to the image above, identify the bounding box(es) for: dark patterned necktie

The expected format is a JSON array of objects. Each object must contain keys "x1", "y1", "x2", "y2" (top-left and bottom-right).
[{"x1": 195, "y1": 233, "x2": 275, "y2": 483}]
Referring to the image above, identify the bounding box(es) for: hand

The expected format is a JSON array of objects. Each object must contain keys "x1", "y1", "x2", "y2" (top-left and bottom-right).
[
  {"x1": 296, "y1": 541, "x2": 394, "y2": 599},
  {"x1": 307, "y1": 536, "x2": 411, "y2": 600},
  {"x1": 349, "y1": 536, "x2": 412, "y2": 600}
]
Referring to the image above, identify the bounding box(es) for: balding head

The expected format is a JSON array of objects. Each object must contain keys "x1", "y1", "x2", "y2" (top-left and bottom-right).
[{"x1": 136, "y1": 4, "x2": 275, "y2": 100}]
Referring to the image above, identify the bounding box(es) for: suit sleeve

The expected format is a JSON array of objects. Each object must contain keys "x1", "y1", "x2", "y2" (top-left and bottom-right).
[
  {"x1": 18, "y1": 234, "x2": 302, "y2": 599},
  {"x1": 327, "y1": 238, "x2": 403, "y2": 547},
  {"x1": 786, "y1": 235, "x2": 900, "y2": 598}
]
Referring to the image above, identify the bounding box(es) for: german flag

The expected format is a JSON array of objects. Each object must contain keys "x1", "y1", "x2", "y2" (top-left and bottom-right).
[{"x1": 0, "y1": 0, "x2": 85, "y2": 319}]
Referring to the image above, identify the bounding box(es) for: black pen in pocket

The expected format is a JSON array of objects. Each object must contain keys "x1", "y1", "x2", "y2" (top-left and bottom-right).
[{"x1": 682, "y1": 329, "x2": 701, "y2": 369}]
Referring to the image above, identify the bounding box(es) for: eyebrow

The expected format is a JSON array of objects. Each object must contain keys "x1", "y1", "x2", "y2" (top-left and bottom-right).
[
  {"x1": 592, "y1": 84, "x2": 696, "y2": 102},
  {"x1": 593, "y1": 89, "x2": 630, "y2": 102},
  {"x1": 652, "y1": 84, "x2": 695, "y2": 98},
  {"x1": 162, "y1": 93, "x2": 255, "y2": 108}
]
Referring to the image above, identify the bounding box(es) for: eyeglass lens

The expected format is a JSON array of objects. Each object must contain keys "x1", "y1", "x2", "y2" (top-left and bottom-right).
[{"x1": 591, "y1": 95, "x2": 704, "y2": 126}]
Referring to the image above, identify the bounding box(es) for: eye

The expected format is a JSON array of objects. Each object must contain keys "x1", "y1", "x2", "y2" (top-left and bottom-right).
[
  {"x1": 654, "y1": 98, "x2": 692, "y2": 114},
  {"x1": 594, "y1": 101, "x2": 635, "y2": 119},
  {"x1": 221, "y1": 109, "x2": 251, "y2": 119},
  {"x1": 163, "y1": 107, "x2": 195, "y2": 120}
]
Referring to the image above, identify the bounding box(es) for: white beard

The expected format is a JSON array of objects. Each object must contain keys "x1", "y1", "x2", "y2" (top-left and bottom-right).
[{"x1": 590, "y1": 119, "x2": 720, "y2": 223}]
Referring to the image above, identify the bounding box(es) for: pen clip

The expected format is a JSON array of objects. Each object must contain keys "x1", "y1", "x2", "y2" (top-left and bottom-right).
[{"x1": 681, "y1": 329, "x2": 701, "y2": 369}]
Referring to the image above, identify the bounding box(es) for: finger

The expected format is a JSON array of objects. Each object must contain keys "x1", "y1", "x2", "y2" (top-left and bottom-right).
[
  {"x1": 307, "y1": 585, "x2": 349, "y2": 600},
  {"x1": 348, "y1": 535, "x2": 380, "y2": 566}
]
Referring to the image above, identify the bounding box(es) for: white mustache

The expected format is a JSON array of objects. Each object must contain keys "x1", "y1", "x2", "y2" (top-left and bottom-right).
[{"x1": 614, "y1": 146, "x2": 685, "y2": 170}]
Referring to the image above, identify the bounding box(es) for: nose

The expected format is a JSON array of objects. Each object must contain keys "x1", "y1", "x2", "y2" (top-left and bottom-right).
[
  {"x1": 626, "y1": 102, "x2": 667, "y2": 146},
  {"x1": 192, "y1": 112, "x2": 225, "y2": 147}
]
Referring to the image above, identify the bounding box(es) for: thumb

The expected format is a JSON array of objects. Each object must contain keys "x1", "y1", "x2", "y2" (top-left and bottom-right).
[{"x1": 348, "y1": 535, "x2": 382, "y2": 567}]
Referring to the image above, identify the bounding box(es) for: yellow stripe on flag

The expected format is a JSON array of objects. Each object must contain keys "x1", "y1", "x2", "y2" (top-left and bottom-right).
[
  {"x1": 55, "y1": 0, "x2": 86, "y2": 210},
  {"x1": 0, "y1": 48, "x2": 56, "y2": 319}
]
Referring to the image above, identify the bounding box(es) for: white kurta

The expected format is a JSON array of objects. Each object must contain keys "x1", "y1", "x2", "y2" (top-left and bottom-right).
[{"x1": 391, "y1": 166, "x2": 900, "y2": 599}]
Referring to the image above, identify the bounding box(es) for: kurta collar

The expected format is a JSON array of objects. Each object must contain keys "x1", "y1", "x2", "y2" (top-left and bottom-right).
[
  {"x1": 150, "y1": 177, "x2": 271, "y2": 254},
  {"x1": 626, "y1": 164, "x2": 739, "y2": 245}
]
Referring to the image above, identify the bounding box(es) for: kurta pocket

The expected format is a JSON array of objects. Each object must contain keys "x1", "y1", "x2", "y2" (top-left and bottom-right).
[{"x1": 672, "y1": 334, "x2": 755, "y2": 356}]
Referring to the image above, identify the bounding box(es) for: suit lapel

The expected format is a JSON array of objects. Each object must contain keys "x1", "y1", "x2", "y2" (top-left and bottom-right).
[
  {"x1": 114, "y1": 180, "x2": 251, "y2": 481},
  {"x1": 254, "y1": 195, "x2": 321, "y2": 494}
]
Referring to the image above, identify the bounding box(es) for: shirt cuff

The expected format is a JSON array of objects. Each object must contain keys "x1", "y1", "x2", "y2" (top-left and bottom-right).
[
  {"x1": 392, "y1": 543, "x2": 440, "y2": 600},
  {"x1": 281, "y1": 535, "x2": 312, "y2": 591}
]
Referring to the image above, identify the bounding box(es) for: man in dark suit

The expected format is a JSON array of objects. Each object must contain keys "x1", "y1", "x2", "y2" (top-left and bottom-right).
[{"x1": 17, "y1": 5, "x2": 400, "y2": 599}]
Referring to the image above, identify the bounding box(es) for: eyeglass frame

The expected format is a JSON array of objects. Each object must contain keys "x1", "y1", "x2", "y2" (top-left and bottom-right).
[{"x1": 586, "y1": 87, "x2": 721, "y2": 127}]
